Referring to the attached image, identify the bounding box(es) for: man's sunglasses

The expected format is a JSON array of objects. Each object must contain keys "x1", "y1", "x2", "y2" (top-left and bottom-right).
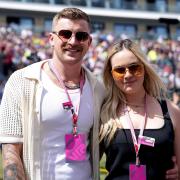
[
  {"x1": 111, "y1": 63, "x2": 144, "y2": 80},
  {"x1": 52, "y1": 30, "x2": 90, "y2": 42}
]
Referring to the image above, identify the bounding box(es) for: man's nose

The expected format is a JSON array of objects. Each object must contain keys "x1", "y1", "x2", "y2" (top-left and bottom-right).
[{"x1": 68, "y1": 34, "x2": 78, "y2": 44}]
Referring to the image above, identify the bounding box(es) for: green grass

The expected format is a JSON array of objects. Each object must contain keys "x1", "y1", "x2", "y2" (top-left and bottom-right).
[
  {"x1": 100, "y1": 153, "x2": 108, "y2": 180},
  {"x1": 0, "y1": 150, "x2": 2, "y2": 180},
  {"x1": 0, "y1": 150, "x2": 107, "y2": 180}
]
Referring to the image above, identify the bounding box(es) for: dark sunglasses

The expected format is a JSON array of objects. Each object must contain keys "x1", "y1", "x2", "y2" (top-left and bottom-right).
[
  {"x1": 52, "y1": 30, "x2": 90, "y2": 42},
  {"x1": 111, "y1": 63, "x2": 144, "y2": 80}
]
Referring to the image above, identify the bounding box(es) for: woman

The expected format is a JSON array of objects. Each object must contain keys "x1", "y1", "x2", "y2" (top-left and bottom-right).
[{"x1": 100, "y1": 39, "x2": 180, "y2": 179}]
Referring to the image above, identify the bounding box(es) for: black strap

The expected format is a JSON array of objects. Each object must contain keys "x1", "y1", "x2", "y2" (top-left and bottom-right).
[{"x1": 158, "y1": 100, "x2": 171, "y2": 120}]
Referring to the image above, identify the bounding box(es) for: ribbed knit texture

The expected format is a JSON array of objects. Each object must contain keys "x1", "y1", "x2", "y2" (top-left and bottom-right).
[{"x1": 0, "y1": 60, "x2": 106, "y2": 180}]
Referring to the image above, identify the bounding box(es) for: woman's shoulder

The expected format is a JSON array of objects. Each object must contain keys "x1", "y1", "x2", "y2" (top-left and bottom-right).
[{"x1": 166, "y1": 99, "x2": 180, "y2": 128}]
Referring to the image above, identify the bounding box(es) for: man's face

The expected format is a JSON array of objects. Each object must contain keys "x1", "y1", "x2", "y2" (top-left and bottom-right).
[{"x1": 49, "y1": 18, "x2": 92, "y2": 65}]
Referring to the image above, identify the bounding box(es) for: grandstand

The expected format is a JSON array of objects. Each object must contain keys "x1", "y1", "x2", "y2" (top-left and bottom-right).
[{"x1": 0, "y1": 0, "x2": 179, "y2": 39}]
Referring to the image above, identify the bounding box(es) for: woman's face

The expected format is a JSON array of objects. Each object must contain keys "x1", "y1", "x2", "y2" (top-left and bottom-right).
[{"x1": 110, "y1": 48, "x2": 145, "y2": 95}]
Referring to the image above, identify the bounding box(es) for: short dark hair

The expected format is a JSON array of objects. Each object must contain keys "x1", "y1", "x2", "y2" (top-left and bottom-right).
[{"x1": 52, "y1": 8, "x2": 91, "y2": 30}]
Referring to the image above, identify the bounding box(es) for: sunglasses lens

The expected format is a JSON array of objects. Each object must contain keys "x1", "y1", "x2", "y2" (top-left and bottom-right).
[
  {"x1": 112, "y1": 64, "x2": 143, "y2": 80},
  {"x1": 76, "y1": 32, "x2": 89, "y2": 42},
  {"x1": 129, "y1": 64, "x2": 143, "y2": 76},
  {"x1": 114, "y1": 67, "x2": 126, "y2": 74},
  {"x1": 112, "y1": 69, "x2": 125, "y2": 80},
  {"x1": 58, "y1": 30, "x2": 72, "y2": 41}
]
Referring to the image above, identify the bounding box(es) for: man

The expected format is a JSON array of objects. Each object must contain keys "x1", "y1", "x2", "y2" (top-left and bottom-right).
[{"x1": 0, "y1": 8, "x2": 105, "y2": 179}]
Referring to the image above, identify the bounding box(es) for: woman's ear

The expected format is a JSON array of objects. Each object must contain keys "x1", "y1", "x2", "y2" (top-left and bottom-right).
[{"x1": 88, "y1": 35, "x2": 92, "y2": 46}]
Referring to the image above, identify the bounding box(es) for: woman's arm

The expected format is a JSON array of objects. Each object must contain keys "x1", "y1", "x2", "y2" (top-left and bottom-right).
[
  {"x1": 2, "y1": 143, "x2": 26, "y2": 180},
  {"x1": 167, "y1": 100, "x2": 180, "y2": 179}
]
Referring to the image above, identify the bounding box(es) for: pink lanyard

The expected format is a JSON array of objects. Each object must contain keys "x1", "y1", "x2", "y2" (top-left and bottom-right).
[
  {"x1": 125, "y1": 94, "x2": 147, "y2": 165},
  {"x1": 48, "y1": 61, "x2": 84, "y2": 136}
]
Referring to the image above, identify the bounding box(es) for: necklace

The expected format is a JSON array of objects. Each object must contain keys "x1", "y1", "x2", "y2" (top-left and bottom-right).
[
  {"x1": 126, "y1": 104, "x2": 144, "y2": 108},
  {"x1": 48, "y1": 62, "x2": 81, "y2": 90},
  {"x1": 64, "y1": 81, "x2": 80, "y2": 89},
  {"x1": 124, "y1": 94, "x2": 147, "y2": 113},
  {"x1": 125, "y1": 102, "x2": 144, "y2": 108}
]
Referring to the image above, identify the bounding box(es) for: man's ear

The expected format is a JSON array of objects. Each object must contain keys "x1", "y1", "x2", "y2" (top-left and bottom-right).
[{"x1": 49, "y1": 33, "x2": 54, "y2": 47}]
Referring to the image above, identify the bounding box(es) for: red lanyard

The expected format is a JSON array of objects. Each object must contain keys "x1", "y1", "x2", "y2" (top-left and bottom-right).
[
  {"x1": 48, "y1": 60, "x2": 84, "y2": 136},
  {"x1": 125, "y1": 94, "x2": 147, "y2": 165}
]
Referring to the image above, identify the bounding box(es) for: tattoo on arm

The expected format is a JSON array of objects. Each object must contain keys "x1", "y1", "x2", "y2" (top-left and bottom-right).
[
  {"x1": 2, "y1": 144, "x2": 26, "y2": 180},
  {"x1": 4, "y1": 163, "x2": 17, "y2": 180}
]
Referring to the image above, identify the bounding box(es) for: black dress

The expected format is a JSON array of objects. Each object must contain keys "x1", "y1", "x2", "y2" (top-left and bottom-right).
[{"x1": 103, "y1": 100, "x2": 174, "y2": 180}]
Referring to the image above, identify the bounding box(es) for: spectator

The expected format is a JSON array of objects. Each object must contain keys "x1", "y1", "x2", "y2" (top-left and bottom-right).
[{"x1": 100, "y1": 39, "x2": 179, "y2": 179}]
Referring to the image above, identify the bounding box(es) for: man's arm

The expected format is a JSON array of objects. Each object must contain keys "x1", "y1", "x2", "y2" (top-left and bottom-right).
[
  {"x1": 166, "y1": 156, "x2": 179, "y2": 179},
  {"x1": 2, "y1": 144, "x2": 26, "y2": 180}
]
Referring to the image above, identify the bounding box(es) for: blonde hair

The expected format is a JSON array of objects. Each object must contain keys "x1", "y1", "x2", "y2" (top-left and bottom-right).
[
  {"x1": 52, "y1": 7, "x2": 91, "y2": 31},
  {"x1": 100, "y1": 39, "x2": 167, "y2": 144}
]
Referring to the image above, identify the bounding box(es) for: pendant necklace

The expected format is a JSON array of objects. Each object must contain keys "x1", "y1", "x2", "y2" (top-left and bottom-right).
[
  {"x1": 48, "y1": 61, "x2": 80, "y2": 90},
  {"x1": 64, "y1": 81, "x2": 80, "y2": 89}
]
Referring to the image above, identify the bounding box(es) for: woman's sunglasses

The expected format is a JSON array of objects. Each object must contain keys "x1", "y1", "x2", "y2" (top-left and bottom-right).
[
  {"x1": 111, "y1": 63, "x2": 144, "y2": 80},
  {"x1": 52, "y1": 30, "x2": 90, "y2": 42}
]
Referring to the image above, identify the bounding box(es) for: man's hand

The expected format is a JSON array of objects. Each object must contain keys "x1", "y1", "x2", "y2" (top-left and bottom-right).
[{"x1": 166, "y1": 156, "x2": 179, "y2": 180}]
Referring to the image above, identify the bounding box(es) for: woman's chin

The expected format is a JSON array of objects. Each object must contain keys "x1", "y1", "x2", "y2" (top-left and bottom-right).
[{"x1": 123, "y1": 88, "x2": 138, "y2": 95}]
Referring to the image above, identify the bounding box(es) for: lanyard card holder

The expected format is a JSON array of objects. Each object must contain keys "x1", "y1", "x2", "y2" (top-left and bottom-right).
[
  {"x1": 129, "y1": 164, "x2": 146, "y2": 180},
  {"x1": 65, "y1": 133, "x2": 87, "y2": 162}
]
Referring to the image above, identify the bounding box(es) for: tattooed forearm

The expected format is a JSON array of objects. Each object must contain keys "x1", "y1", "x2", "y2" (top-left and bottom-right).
[
  {"x1": 2, "y1": 144, "x2": 26, "y2": 180},
  {"x1": 4, "y1": 163, "x2": 17, "y2": 180}
]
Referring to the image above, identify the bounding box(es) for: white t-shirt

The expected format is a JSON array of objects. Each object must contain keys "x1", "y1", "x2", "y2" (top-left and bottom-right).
[{"x1": 40, "y1": 70, "x2": 93, "y2": 180}]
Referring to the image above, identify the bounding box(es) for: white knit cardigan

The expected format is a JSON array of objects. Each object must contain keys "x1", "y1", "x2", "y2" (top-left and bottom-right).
[{"x1": 0, "y1": 60, "x2": 106, "y2": 180}]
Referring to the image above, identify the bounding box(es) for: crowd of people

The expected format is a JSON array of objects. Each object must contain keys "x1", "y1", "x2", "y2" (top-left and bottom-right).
[{"x1": 0, "y1": 25, "x2": 180, "y2": 103}]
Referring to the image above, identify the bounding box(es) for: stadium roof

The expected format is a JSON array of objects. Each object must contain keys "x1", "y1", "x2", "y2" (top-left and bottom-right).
[{"x1": 0, "y1": 1, "x2": 179, "y2": 21}]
